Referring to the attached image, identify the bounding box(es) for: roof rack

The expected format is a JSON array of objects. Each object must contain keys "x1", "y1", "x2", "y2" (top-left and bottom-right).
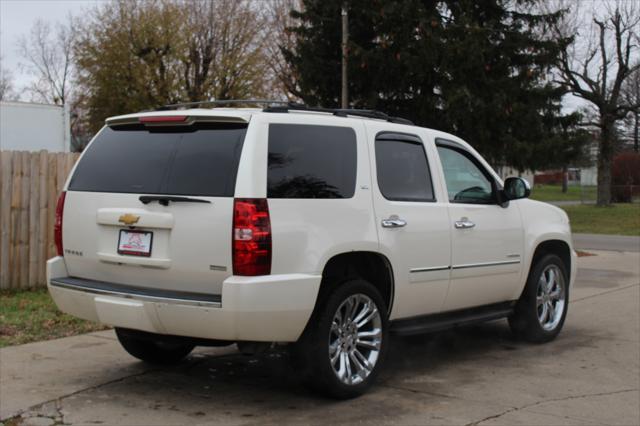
[
  {"x1": 153, "y1": 99, "x2": 414, "y2": 125},
  {"x1": 155, "y1": 99, "x2": 303, "y2": 111},
  {"x1": 263, "y1": 104, "x2": 414, "y2": 125}
]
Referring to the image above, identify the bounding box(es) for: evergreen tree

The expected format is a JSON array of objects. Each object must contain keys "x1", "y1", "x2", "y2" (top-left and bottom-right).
[{"x1": 284, "y1": 0, "x2": 577, "y2": 171}]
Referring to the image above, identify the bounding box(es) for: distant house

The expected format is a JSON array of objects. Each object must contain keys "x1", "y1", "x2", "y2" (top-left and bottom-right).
[
  {"x1": 533, "y1": 141, "x2": 599, "y2": 187},
  {"x1": 579, "y1": 143, "x2": 599, "y2": 186},
  {"x1": 0, "y1": 101, "x2": 71, "y2": 152},
  {"x1": 497, "y1": 166, "x2": 534, "y2": 187},
  {"x1": 534, "y1": 167, "x2": 597, "y2": 187}
]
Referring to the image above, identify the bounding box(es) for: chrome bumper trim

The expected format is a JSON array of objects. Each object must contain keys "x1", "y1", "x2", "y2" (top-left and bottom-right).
[{"x1": 50, "y1": 277, "x2": 222, "y2": 308}]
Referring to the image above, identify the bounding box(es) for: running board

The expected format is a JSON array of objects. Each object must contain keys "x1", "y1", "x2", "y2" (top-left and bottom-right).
[{"x1": 390, "y1": 301, "x2": 515, "y2": 336}]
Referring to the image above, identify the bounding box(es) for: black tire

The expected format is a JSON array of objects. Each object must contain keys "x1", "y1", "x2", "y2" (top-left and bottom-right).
[
  {"x1": 509, "y1": 254, "x2": 569, "y2": 343},
  {"x1": 115, "y1": 328, "x2": 195, "y2": 365},
  {"x1": 291, "y1": 279, "x2": 389, "y2": 399}
]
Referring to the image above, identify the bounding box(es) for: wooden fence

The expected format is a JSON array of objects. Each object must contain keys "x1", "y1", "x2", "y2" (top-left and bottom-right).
[{"x1": 0, "y1": 151, "x2": 80, "y2": 290}]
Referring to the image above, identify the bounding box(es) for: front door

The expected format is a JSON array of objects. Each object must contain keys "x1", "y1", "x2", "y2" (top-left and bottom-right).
[{"x1": 435, "y1": 141, "x2": 524, "y2": 311}]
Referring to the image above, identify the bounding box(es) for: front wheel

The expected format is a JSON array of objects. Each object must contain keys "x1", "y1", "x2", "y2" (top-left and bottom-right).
[
  {"x1": 509, "y1": 254, "x2": 569, "y2": 343},
  {"x1": 292, "y1": 279, "x2": 388, "y2": 399}
]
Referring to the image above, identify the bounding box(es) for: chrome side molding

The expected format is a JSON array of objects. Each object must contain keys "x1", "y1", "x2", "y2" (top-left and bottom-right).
[
  {"x1": 410, "y1": 265, "x2": 451, "y2": 273},
  {"x1": 410, "y1": 259, "x2": 521, "y2": 273},
  {"x1": 452, "y1": 259, "x2": 521, "y2": 270}
]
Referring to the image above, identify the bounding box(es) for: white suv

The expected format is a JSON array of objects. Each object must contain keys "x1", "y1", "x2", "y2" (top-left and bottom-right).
[{"x1": 48, "y1": 102, "x2": 576, "y2": 398}]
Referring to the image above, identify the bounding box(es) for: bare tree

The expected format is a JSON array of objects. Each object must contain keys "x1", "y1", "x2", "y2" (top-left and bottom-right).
[
  {"x1": 263, "y1": 0, "x2": 303, "y2": 100},
  {"x1": 0, "y1": 56, "x2": 17, "y2": 101},
  {"x1": 17, "y1": 18, "x2": 75, "y2": 105},
  {"x1": 550, "y1": 1, "x2": 640, "y2": 205},
  {"x1": 181, "y1": 0, "x2": 270, "y2": 102},
  {"x1": 182, "y1": 0, "x2": 219, "y2": 101},
  {"x1": 621, "y1": 66, "x2": 639, "y2": 152}
]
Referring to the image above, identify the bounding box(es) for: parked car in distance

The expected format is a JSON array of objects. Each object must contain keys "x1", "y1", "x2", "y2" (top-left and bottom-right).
[{"x1": 48, "y1": 102, "x2": 576, "y2": 398}]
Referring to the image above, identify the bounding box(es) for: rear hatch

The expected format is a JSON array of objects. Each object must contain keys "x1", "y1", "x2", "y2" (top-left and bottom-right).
[{"x1": 62, "y1": 116, "x2": 249, "y2": 296}]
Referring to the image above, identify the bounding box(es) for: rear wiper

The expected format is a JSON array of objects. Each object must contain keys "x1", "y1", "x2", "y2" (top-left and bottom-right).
[{"x1": 139, "y1": 195, "x2": 211, "y2": 206}]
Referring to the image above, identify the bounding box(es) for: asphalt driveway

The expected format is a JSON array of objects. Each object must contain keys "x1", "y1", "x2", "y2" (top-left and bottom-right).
[{"x1": 1, "y1": 250, "x2": 639, "y2": 425}]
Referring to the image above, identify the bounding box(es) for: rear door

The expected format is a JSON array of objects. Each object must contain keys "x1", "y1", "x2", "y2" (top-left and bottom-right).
[
  {"x1": 62, "y1": 118, "x2": 249, "y2": 296},
  {"x1": 368, "y1": 125, "x2": 452, "y2": 319}
]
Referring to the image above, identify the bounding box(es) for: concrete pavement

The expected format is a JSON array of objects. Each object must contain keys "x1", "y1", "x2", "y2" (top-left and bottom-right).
[
  {"x1": 1, "y1": 251, "x2": 639, "y2": 425},
  {"x1": 573, "y1": 233, "x2": 640, "y2": 252}
]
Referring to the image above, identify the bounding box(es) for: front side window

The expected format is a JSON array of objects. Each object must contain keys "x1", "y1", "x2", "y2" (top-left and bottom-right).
[
  {"x1": 437, "y1": 145, "x2": 495, "y2": 204},
  {"x1": 267, "y1": 124, "x2": 357, "y2": 199},
  {"x1": 375, "y1": 134, "x2": 435, "y2": 202}
]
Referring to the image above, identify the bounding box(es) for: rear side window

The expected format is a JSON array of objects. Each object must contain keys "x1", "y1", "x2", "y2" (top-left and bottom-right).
[
  {"x1": 68, "y1": 123, "x2": 247, "y2": 196},
  {"x1": 375, "y1": 133, "x2": 435, "y2": 202},
  {"x1": 267, "y1": 124, "x2": 357, "y2": 198}
]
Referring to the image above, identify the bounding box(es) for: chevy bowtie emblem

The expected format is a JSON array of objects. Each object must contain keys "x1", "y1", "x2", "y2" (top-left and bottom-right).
[{"x1": 118, "y1": 213, "x2": 140, "y2": 226}]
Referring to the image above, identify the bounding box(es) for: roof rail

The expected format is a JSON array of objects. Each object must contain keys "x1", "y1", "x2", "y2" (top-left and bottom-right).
[
  {"x1": 263, "y1": 104, "x2": 414, "y2": 125},
  {"x1": 152, "y1": 98, "x2": 414, "y2": 125},
  {"x1": 155, "y1": 99, "x2": 303, "y2": 111}
]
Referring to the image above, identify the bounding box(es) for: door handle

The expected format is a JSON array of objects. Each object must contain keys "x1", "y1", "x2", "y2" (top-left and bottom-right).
[
  {"x1": 382, "y1": 215, "x2": 407, "y2": 228},
  {"x1": 454, "y1": 218, "x2": 475, "y2": 229}
]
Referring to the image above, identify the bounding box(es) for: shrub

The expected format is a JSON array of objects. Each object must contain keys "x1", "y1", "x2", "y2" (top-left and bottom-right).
[{"x1": 612, "y1": 152, "x2": 640, "y2": 202}]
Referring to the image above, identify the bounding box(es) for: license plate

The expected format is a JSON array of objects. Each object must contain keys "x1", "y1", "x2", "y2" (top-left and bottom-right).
[{"x1": 118, "y1": 230, "x2": 153, "y2": 257}]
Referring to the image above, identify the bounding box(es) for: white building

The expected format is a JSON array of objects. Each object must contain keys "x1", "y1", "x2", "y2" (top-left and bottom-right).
[
  {"x1": 579, "y1": 143, "x2": 599, "y2": 186},
  {"x1": 498, "y1": 166, "x2": 535, "y2": 187},
  {"x1": 0, "y1": 101, "x2": 71, "y2": 152}
]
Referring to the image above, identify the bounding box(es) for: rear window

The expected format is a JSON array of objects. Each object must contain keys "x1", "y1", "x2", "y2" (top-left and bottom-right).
[
  {"x1": 68, "y1": 123, "x2": 247, "y2": 196},
  {"x1": 267, "y1": 124, "x2": 357, "y2": 199}
]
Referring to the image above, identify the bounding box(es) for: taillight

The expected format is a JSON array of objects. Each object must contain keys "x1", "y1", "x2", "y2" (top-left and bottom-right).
[
  {"x1": 54, "y1": 191, "x2": 66, "y2": 256},
  {"x1": 232, "y1": 198, "x2": 271, "y2": 276}
]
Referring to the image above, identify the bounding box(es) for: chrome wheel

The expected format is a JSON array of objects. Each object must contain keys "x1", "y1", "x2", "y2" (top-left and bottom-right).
[
  {"x1": 329, "y1": 293, "x2": 382, "y2": 386},
  {"x1": 536, "y1": 265, "x2": 566, "y2": 331}
]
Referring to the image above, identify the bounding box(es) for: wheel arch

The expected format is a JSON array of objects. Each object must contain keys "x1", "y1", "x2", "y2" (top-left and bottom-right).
[
  {"x1": 531, "y1": 239, "x2": 572, "y2": 282},
  {"x1": 318, "y1": 251, "x2": 395, "y2": 315}
]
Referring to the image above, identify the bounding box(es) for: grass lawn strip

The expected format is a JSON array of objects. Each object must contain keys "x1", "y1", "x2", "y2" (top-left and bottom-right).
[
  {"x1": 560, "y1": 203, "x2": 640, "y2": 236},
  {"x1": 0, "y1": 288, "x2": 108, "y2": 348}
]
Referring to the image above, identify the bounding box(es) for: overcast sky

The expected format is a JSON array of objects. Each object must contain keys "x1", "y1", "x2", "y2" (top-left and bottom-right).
[
  {"x1": 0, "y1": 0, "x2": 99, "y2": 89},
  {"x1": 0, "y1": 0, "x2": 618, "y2": 112}
]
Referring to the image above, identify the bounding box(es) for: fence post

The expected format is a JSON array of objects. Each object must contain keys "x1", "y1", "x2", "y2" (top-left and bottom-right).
[{"x1": 0, "y1": 152, "x2": 13, "y2": 289}]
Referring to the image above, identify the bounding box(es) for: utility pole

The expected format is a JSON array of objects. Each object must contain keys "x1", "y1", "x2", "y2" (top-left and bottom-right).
[
  {"x1": 631, "y1": 73, "x2": 639, "y2": 153},
  {"x1": 341, "y1": 5, "x2": 348, "y2": 109}
]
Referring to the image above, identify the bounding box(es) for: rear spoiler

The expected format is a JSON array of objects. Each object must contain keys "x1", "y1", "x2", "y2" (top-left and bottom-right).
[{"x1": 105, "y1": 114, "x2": 249, "y2": 127}]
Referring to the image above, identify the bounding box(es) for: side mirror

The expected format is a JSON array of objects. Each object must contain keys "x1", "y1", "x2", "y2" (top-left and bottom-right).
[{"x1": 503, "y1": 177, "x2": 531, "y2": 200}]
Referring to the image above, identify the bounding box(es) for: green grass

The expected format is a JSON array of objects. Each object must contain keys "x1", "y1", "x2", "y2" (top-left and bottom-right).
[
  {"x1": 0, "y1": 289, "x2": 107, "y2": 348},
  {"x1": 530, "y1": 184, "x2": 597, "y2": 202},
  {"x1": 560, "y1": 203, "x2": 640, "y2": 236}
]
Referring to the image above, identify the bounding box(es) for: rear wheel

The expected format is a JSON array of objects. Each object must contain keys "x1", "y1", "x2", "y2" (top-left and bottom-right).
[
  {"x1": 115, "y1": 328, "x2": 195, "y2": 364},
  {"x1": 292, "y1": 279, "x2": 388, "y2": 399},
  {"x1": 509, "y1": 254, "x2": 569, "y2": 343}
]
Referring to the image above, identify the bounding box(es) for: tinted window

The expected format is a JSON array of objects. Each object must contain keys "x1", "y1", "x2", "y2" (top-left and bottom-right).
[
  {"x1": 375, "y1": 136, "x2": 435, "y2": 202},
  {"x1": 69, "y1": 123, "x2": 246, "y2": 196},
  {"x1": 267, "y1": 124, "x2": 357, "y2": 198},
  {"x1": 437, "y1": 146, "x2": 495, "y2": 204}
]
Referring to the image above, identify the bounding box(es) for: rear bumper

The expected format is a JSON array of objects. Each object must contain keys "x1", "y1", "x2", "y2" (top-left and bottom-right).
[{"x1": 47, "y1": 257, "x2": 321, "y2": 342}]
